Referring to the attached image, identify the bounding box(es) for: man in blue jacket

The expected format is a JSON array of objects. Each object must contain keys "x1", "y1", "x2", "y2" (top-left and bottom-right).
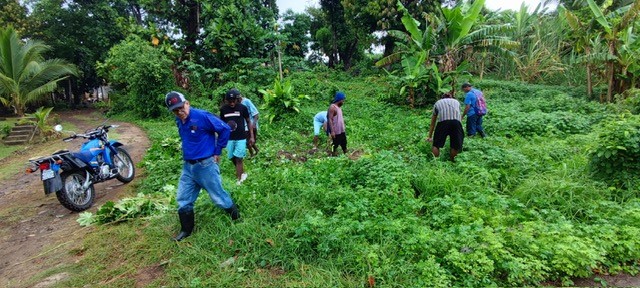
[{"x1": 165, "y1": 91, "x2": 240, "y2": 242}]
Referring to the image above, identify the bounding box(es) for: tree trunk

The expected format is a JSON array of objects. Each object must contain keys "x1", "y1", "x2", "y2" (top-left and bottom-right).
[
  {"x1": 382, "y1": 36, "x2": 395, "y2": 58},
  {"x1": 606, "y1": 40, "x2": 615, "y2": 102},
  {"x1": 67, "y1": 79, "x2": 74, "y2": 106},
  {"x1": 409, "y1": 86, "x2": 415, "y2": 109},
  {"x1": 180, "y1": 0, "x2": 200, "y2": 56},
  {"x1": 620, "y1": 66, "x2": 628, "y2": 93},
  {"x1": 586, "y1": 47, "x2": 593, "y2": 99},
  {"x1": 479, "y1": 56, "x2": 485, "y2": 80}
]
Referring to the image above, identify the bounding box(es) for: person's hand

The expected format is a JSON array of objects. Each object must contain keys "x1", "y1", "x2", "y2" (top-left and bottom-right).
[
  {"x1": 426, "y1": 137, "x2": 433, "y2": 143},
  {"x1": 213, "y1": 155, "x2": 220, "y2": 163},
  {"x1": 330, "y1": 132, "x2": 335, "y2": 139},
  {"x1": 248, "y1": 137, "x2": 255, "y2": 146}
]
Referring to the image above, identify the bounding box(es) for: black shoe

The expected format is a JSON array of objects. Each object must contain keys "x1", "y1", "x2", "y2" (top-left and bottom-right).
[
  {"x1": 225, "y1": 204, "x2": 241, "y2": 221},
  {"x1": 479, "y1": 131, "x2": 486, "y2": 138},
  {"x1": 173, "y1": 211, "x2": 194, "y2": 241}
]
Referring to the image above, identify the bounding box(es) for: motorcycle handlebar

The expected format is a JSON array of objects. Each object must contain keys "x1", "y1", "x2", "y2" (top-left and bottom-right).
[{"x1": 63, "y1": 124, "x2": 116, "y2": 141}]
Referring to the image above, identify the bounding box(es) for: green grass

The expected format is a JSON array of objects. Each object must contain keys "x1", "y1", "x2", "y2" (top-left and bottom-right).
[
  {"x1": 0, "y1": 144, "x2": 21, "y2": 160},
  {"x1": 47, "y1": 74, "x2": 640, "y2": 287}
]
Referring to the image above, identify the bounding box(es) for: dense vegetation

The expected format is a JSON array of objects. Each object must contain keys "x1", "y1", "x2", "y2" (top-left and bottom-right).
[
  {"x1": 2, "y1": 0, "x2": 640, "y2": 286},
  {"x1": 62, "y1": 69, "x2": 639, "y2": 287}
]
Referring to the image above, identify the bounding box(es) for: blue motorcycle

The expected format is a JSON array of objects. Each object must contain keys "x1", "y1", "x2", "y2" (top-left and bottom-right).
[{"x1": 27, "y1": 124, "x2": 135, "y2": 211}]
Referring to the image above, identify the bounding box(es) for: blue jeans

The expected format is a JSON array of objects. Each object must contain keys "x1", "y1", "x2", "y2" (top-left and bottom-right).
[
  {"x1": 466, "y1": 114, "x2": 484, "y2": 136},
  {"x1": 176, "y1": 156, "x2": 234, "y2": 213}
]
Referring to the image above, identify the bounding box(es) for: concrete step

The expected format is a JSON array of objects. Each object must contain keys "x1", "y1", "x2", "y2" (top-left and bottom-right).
[
  {"x1": 11, "y1": 126, "x2": 35, "y2": 132},
  {"x1": 3, "y1": 139, "x2": 28, "y2": 145},
  {"x1": 5, "y1": 134, "x2": 30, "y2": 141},
  {"x1": 3, "y1": 122, "x2": 36, "y2": 145},
  {"x1": 9, "y1": 129, "x2": 32, "y2": 135}
]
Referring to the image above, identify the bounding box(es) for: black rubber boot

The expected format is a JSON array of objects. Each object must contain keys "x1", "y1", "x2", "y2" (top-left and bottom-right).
[
  {"x1": 173, "y1": 211, "x2": 194, "y2": 241},
  {"x1": 225, "y1": 204, "x2": 240, "y2": 221}
]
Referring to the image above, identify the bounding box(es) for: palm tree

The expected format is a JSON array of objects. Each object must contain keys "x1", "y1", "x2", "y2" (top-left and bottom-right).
[{"x1": 0, "y1": 26, "x2": 77, "y2": 116}]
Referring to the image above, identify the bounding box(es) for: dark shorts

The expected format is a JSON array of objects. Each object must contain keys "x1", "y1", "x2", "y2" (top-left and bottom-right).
[
  {"x1": 332, "y1": 132, "x2": 347, "y2": 151},
  {"x1": 433, "y1": 120, "x2": 464, "y2": 151}
]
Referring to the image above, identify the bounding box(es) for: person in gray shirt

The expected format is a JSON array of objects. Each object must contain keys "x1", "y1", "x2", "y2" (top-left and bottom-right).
[{"x1": 426, "y1": 92, "x2": 464, "y2": 161}]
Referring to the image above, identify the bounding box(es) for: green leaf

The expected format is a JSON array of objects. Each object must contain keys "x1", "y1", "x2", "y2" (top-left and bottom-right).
[
  {"x1": 586, "y1": 0, "x2": 612, "y2": 35},
  {"x1": 77, "y1": 212, "x2": 95, "y2": 227}
]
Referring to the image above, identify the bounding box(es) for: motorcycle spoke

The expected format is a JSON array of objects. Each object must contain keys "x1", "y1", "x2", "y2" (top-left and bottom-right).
[{"x1": 65, "y1": 175, "x2": 89, "y2": 205}]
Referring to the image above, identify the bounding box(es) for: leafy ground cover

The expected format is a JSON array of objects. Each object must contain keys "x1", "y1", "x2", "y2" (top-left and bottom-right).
[{"x1": 60, "y1": 73, "x2": 639, "y2": 287}]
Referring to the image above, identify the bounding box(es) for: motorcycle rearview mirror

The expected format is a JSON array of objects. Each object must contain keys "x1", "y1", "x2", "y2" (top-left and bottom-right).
[{"x1": 54, "y1": 125, "x2": 63, "y2": 132}]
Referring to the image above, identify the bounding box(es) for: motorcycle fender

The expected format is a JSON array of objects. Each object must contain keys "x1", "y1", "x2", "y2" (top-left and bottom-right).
[
  {"x1": 109, "y1": 141, "x2": 124, "y2": 148},
  {"x1": 43, "y1": 172, "x2": 63, "y2": 195}
]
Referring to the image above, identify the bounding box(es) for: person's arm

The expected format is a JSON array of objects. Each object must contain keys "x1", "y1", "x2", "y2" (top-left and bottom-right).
[
  {"x1": 209, "y1": 114, "x2": 230, "y2": 163},
  {"x1": 462, "y1": 92, "x2": 472, "y2": 118},
  {"x1": 427, "y1": 109, "x2": 437, "y2": 142},
  {"x1": 327, "y1": 105, "x2": 336, "y2": 138},
  {"x1": 463, "y1": 104, "x2": 471, "y2": 118},
  {"x1": 242, "y1": 106, "x2": 254, "y2": 145}
]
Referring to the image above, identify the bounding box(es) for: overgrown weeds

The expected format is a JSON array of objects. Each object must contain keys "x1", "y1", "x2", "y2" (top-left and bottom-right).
[{"x1": 58, "y1": 76, "x2": 640, "y2": 287}]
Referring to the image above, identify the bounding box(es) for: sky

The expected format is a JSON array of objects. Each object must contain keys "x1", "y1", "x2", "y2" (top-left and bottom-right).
[{"x1": 275, "y1": 0, "x2": 558, "y2": 14}]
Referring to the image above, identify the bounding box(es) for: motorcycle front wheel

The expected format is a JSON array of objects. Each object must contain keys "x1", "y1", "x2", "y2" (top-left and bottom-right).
[
  {"x1": 113, "y1": 147, "x2": 135, "y2": 183},
  {"x1": 57, "y1": 171, "x2": 95, "y2": 212}
]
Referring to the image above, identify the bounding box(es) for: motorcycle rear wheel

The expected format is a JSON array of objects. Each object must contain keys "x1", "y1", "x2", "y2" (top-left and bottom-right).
[
  {"x1": 113, "y1": 147, "x2": 135, "y2": 183},
  {"x1": 57, "y1": 171, "x2": 95, "y2": 212}
]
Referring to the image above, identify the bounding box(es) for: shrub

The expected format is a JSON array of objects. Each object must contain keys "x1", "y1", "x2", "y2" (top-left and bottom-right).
[
  {"x1": 589, "y1": 113, "x2": 640, "y2": 187},
  {"x1": 616, "y1": 88, "x2": 640, "y2": 115},
  {"x1": 97, "y1": 35, "x2": 175, "y2": 118},
  {"x1": 259, "y1": 77, "x2": 309, "y2": 122},
  {"x1": 0, "y1": 122, "x2": 10, "y2": 138}
]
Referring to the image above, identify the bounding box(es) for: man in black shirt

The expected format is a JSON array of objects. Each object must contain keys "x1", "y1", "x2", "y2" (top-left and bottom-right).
[{"x1": 220, "y1": 88, "x2": 254, "y2": 185}]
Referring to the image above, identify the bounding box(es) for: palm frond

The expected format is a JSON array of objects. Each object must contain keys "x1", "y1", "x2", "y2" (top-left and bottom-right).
[{"x1": 375, "y1": 52, "x2": 403, "y2": 67}]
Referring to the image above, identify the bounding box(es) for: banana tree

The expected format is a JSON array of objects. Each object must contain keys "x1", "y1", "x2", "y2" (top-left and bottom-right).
[
  {"x1": 396, "y1": 51, "x2": 429, "y2": 108},
  {"x1": 587, "y1": 0, "x2": 640, "y2": 102},
  {"x1": 617, "y1": 25, "x2": 640, "y2": 91},
  {"x1": 375, "y1": 1, "x2": 435, "y2": 107},
  {"x1": 374, "y1": 1, "x2": 435, "y2": 69},
  {"x1": 435, "y1": 0, "x2": 518, "y2": 75},
  {"x1": 258, "y1": 77, "x2": 309, "y2": 123},
  {"x1": 562, "y1": 5, "x2": 597, "y2": 98}
]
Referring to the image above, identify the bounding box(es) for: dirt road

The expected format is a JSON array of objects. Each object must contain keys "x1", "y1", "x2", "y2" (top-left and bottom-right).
[{"x1": 0, "y1": 110, "x2": 149, "y2": 288}]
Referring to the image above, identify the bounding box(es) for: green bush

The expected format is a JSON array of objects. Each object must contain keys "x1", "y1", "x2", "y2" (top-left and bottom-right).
[
  {"x1": 616, "y1": 88, "x2": 640, "y2": 115},
  {"x1": 0, "y1": 122, "x2": 10, "y2": 138},
  {"x1": 589, "y1": 113, "x2": 640, "y2": 187},
  {"x1": 288, "y1": 71, "x2": 340, "y2": 102},
  {"x1": 259, "y1": 77, "x2": 309, "y2": 122},
  {"x1": 98, "y1": 35, "x2": 175, "y2": 118}
]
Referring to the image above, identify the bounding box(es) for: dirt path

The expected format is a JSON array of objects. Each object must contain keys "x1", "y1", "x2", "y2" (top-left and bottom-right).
[{"x1": 0, "y1": 109, "x2": 149, "y2": 288}]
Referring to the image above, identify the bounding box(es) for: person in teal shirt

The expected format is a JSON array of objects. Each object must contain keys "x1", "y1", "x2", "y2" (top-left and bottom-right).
[{"x1": 239, "y1": 92, "x2": 260, "y2": 157}]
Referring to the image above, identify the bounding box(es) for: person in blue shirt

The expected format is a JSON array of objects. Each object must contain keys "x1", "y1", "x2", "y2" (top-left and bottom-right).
[
  {"x1": 239, "y1": 93, "x2": 260, "y2": 157},
  {"x1": 313, "y1": 111, "x2": 328, "y2": 149},
  {"x1": 462, "y1": 82, "x2": 486, "y2": 138},
  {"x1": 165, "y1": 91, "x2": 240, "y2": 242}
]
